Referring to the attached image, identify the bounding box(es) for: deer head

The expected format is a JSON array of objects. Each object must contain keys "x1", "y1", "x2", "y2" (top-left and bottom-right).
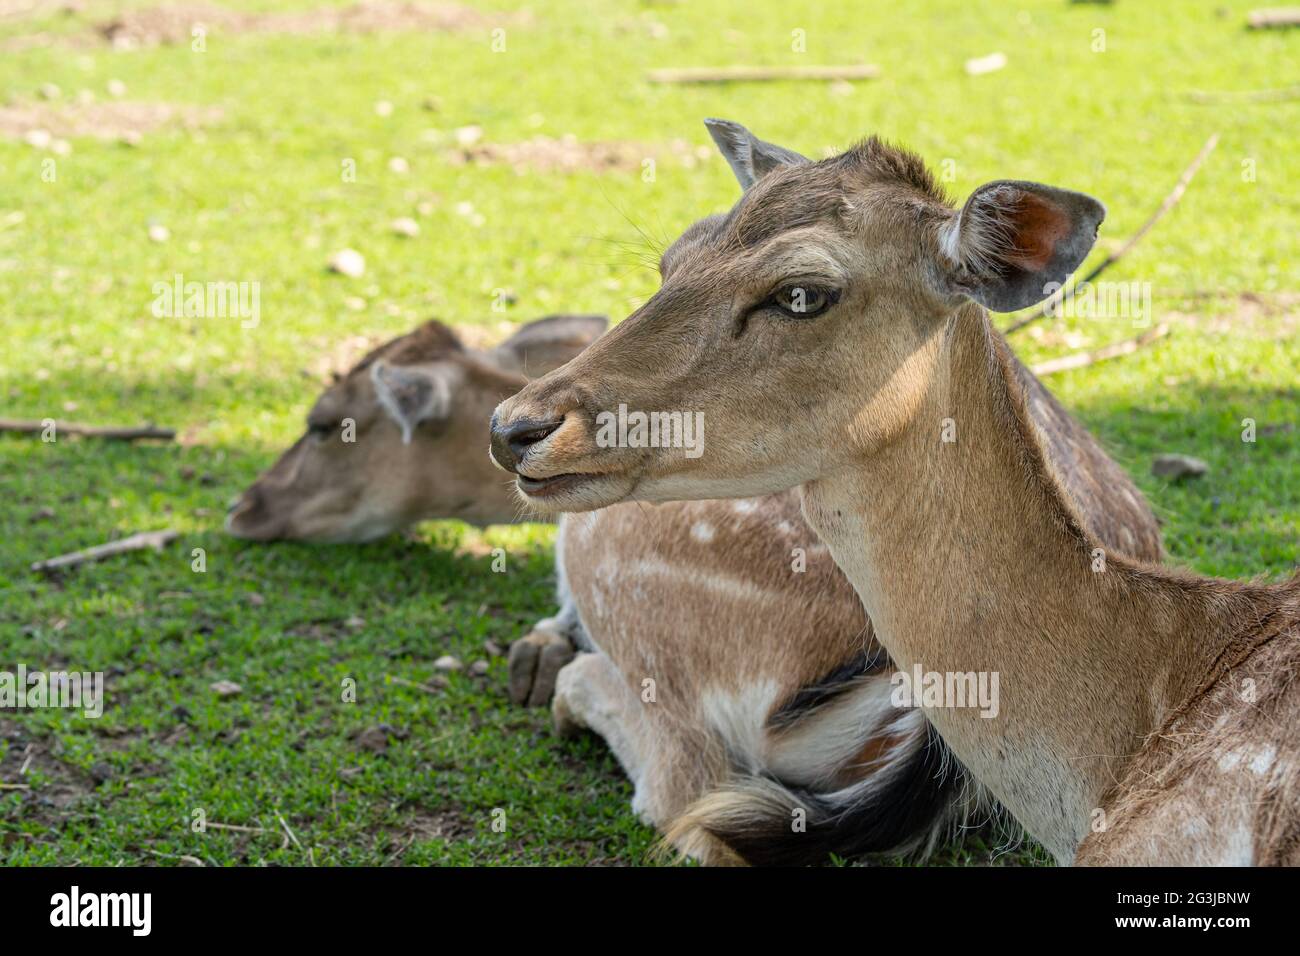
[
  {"x1": 226, "y1": 314, "x2": 606, "y2": 541},
  {"x1": 491, "y1": 120, "x2": 1103, "y2": 513}
]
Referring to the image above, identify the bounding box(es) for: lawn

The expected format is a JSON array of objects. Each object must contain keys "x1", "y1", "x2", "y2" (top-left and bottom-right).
[{"x1": 0, "y1": 0, "x2": 1295, "y2": 865}]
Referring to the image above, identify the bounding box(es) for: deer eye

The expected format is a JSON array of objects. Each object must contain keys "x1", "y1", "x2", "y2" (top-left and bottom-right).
[
  {"x1": 769, "y1": 284, "x2": 837, "y2": 318},
  {"x1": 307, "y1": 421, "x2": 337, "y2": 440}
]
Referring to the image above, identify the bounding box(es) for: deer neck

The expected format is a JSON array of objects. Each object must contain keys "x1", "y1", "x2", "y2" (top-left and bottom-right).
[{"x1": 798, "y1": 305, "x2": 1228, "y2": 862}]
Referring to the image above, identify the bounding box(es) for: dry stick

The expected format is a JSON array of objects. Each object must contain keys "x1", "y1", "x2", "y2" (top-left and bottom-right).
[
  {"x1": 0, "y1": 418, "x2": 174, "y2": 441},
  {"x1": 204, "y1": 822, "x2": 271, "y2": 834},
  {"x1": 1003, "y1": 133, "x2": 1220, "y2": 336},
  {"x1": 31, "y1": 529, "x2": 179, "y2": 573},
  {"x1": 647, "y1": 64, "x2": 880, "y2": 84},
  {"x1": 1029, "y1": 323, "x2": 1171, "y2": 376},
  {"x1": 388, "y1": 675, "x2": 445, "y2": 694},
  {"x1": 0, "y1": 783, "x2": 32, "y2": 790},
  {"x1": 1247, "y1": 8, "x2": 1300, "y2": 29},
  {"x1": 1188, "y1": 84, "x2": 1300, "y2": 104}
]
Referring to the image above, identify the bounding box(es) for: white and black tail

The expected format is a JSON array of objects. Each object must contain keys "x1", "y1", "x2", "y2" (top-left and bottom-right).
[{"x1": 664, "y1": 660, "x2": 1002, "y2": 866}]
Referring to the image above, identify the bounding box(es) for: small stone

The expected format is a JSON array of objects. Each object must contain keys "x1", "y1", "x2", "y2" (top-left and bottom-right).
[
  {"x1": 38, "y1": 82, "x2": 61, "y2": 100},
  {"x1": 23, "y1": 129, "x2": 51, "y2": 149},
  {"x1": 50, "y1": 139, "x2": 72, "y2": 156},
  {"x1": 374, "y1": 99, "x2": 394, "y2": 117},
  {"x1": 246, "y1": 592, "x2": 265, "y2": 607},
  {"x1": 469, "y1": 660, "x2": 489, "y2": 677},
  {"x1": 32, "y1": 506, "x2": 55, "y2": 521},
  {"x1": 107, "y1": 78, "x2": 127, "y2": 98},
  {"x1": 352, "y1": 725, "x2": 390, "y2": 753},
  {"x1": 210, "y1": 680, "x2": 243, "y2": 697},
  {"x1": 344, "y1": 615, "x2": 365, "y2": 630},
  {"x1": 454, "y1": 124, "x2": 483, "y2": 147},
  {"x1": 1152, "y1": 454, "x2": 1209, "y2": 480},
  {"x1": 387, "y1": 156, "x2": 409, "y2": 175},
  {"x1": 327, "y1": 248, "x2": 366, "y2": 278},
  {"x1": 390, "y1": 217, "x2": 419, "y2": 238},
  {"x1": 148, "y1": 223, "x2": 170, "y2": 242},
  {"x1": 433, "y1": 655, "x2": 462, "y2": 672},
  {"x1": 965, "y1": 51, "x2": 1008, "y2": 76}
]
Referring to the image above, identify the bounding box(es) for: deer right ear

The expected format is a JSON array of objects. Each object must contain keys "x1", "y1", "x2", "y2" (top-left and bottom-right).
[
  {"x1": 490, "y1": 313, "x2": 608, "y2": 378},
  {"x1": 370, "y1": 360, "x2": 456, "y2": 444},
  {"x1": 937, "y1": 180, "x2": 1106, "y2": 313},
  {"x1": 704, "y1": 118, "x2": 809, "y2": 191}
]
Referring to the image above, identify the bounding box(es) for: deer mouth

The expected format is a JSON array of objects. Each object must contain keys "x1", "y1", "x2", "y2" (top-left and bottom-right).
[
  {"x1": 516, "y1": 471, "x2": 600, "y2": 497},
  {"x1": 513, "y1": 467, "x2": 636, "y2": 513}
]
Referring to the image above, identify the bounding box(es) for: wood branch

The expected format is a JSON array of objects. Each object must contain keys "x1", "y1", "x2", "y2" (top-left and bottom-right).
[
  {"x1": 0, "y1": 418, "x2": 174, "y2": 441},
  {"x1": 204, "y1": 822, "x2": 271, "y2": 834},
  {"x1": 647, "y1": 64, "x2": 880, "y2": 84},
  {"x1": 1003, "y1": 133, "x2": 1219, "y2": 335},
  {"x1": 1029, "y1": 323, "x2": 1171, "y2": 377},
  {"x1": 1188, "y1": 84, "x2": 1300, "y2": 104},
  {"x1": 0, "y1": 783, "x2": 32, "y2": 790},
  {"x1": 31, "y1": 529, "x2": 179, "y2": 573},
  {"x1": 1247, "y1": 8, "x2": 1300, "y2": 29}
]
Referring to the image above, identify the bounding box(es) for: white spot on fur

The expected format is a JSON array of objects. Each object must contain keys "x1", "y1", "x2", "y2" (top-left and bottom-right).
[
  {"x1": 733, "y1": 499, "x2": 758, "y2": 514},
  {"x1": 691, "y1": 522, "x2": 715, "y2": 543},
  {"x1": 1217, "y1": 743, "x2": 1276, "y2": 776}
]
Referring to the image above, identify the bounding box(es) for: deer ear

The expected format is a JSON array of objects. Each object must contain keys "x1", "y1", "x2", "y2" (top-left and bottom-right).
[
  {"x1": 370, "y1": 360, "x2": 455, "y2": 444},
  {"x1": 937, "y1": 180, "x2": 1105, "y2": 313},
  {"x1": 704, "y1": 118, "x2": 809, "y2": 191},
  {"x1": 490, "y1": 313, "x2": 607, "y2": 378}
]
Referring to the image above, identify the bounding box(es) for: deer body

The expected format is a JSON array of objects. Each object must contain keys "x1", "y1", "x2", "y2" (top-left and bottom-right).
[{"x1": 490, "y1": 120, "x2": 1299, "y2": 864}]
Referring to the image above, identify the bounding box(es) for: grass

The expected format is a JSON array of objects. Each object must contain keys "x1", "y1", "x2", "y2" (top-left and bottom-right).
[{"x1": 0, "y1": 0, "x2": 1295, "y2": 865}]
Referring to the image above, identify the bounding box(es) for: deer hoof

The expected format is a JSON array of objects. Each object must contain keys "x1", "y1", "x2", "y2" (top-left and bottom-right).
[{"x1": 507, "y1": 629, "x2": 575, "y2": 707}]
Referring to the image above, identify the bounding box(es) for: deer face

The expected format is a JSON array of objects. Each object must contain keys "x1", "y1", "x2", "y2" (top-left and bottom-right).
[
  {"x1": 491, "y1": 120, "x2": 1104, "y2": 514},
  {"x1": 226, "y1": 315, "x2": 606, "y2": 541}
]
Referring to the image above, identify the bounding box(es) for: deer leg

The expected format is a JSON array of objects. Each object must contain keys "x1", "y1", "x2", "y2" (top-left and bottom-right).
[
  {"x1": 553, "y1": 651, "x2": 720, "y2": 828},
  {"x1": 507, "y1": 584, "x2": 588, "y2": 707}
]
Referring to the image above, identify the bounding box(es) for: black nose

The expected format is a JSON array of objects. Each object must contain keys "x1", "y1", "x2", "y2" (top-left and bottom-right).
[{"x1": 490, "y1": 415, "x2": 562, "y2": 472}]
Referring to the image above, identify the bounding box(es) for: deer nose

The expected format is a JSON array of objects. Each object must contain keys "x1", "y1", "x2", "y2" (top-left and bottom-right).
[{"x1": 490, "y1": 415, "x2": 562, "y2": 473}]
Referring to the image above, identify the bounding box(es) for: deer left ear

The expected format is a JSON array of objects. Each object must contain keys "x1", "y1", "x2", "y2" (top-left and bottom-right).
[
  {"x1": 370, "y1": 360, "x2": 456, "y2": 444},
  {"x1": 704, "y1": 118, "x2": 810, "y2": 191},
  {"x1": 937, "y1": 180, "x2": 1105, "y2": 313}
]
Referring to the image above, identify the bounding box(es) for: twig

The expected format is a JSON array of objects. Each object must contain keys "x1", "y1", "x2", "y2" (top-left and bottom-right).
[
  {"x1": 18, "y1": 745, "x2": 33, "y2": 776},
  {"x1": 1187, "y1": 84, "x2": 1300, "y2": 104},
  {"x1": 382, "y1": 833, "x2": 417, "y2": 867},
  {"x1": 387, "y1": 675, "x2": 445, "y2": 694},
  {"x1": 31, "y1": 529, "x2": 179, "y2": 573},
  {"x1": 647, "y1": 64, "x2": 880, "y2": 84},
  {"x1": 1247, "y1": 8, "x2": 1300, "y2": 29},
  {"x1": 1003, "y1": 133, "x2": 1219, "y2": 335},
  {"x1": 0, "y1": 418, "x2": 174, "y2": 441},
  {"x1": 144, "y1": 848, "x2": 206, "y2": 866},
  {"x1": 275, "y1": 810, "x2": 312, "y2": 864},
  {"x1": 204, "y1": 821, "x2": 271, "y2": 834},
  {"x1": 0, "y1": 783, "x2": 32, "y2": 790},
  {"x1": 1029, "y1": 323, "x2": 1171, "y2": 376}
]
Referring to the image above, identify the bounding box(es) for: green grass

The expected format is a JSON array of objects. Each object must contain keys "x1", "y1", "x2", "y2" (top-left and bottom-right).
[{"x1": 0, "y1": 0, "x2": 1296, "y2": 865}]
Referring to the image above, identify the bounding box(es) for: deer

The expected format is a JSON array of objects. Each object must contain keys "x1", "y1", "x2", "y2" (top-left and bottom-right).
[
  {"x1": 230, "y1": 311, "x2": 1163, "y2": 865},
  {"x1": 489, "y1": 119, "x2": 1300, "y2": 866}
]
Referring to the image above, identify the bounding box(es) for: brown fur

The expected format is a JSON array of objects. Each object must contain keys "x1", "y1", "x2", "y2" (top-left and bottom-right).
[{"x1": 492, "y1": 127, "x2": 1299, "y2": 864}]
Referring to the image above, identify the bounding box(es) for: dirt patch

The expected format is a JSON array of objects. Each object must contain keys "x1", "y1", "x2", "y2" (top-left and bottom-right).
[
  {"x1": 450, "y1": 134, "x2": 715, "y2": 175},
  {"x1": 0, "y1": 0, "x2": 82, "y2": 19},
  {"x1": 95, "y1": 1, "x2": 512, "y2": 49},
  {"x1": 0, "y1": 98, "x2": 220, "y2": 140},
  {"x1": 0, "y1": 724, "x2": 97, "y2": 827}
]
